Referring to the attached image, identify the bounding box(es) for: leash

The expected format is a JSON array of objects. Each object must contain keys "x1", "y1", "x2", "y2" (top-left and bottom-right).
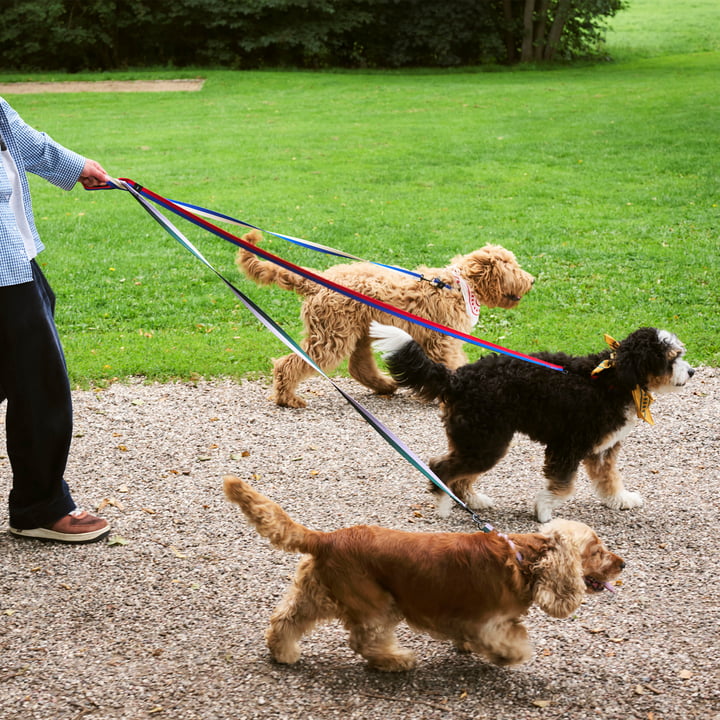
[
  {"x1": 157, "y1": 195, "x2": 452, "y2": 290},
  {"x1": 91, "y1": 178, "x2": 564, "y2": 373},
  {"x1": 93, "y1": 177, "x2": 498, "y2": 530}
]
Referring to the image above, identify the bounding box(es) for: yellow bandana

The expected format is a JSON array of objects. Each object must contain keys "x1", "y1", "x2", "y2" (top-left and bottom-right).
[{"x1": 591, "y1": 334, "x2": 655, "y2": 425}]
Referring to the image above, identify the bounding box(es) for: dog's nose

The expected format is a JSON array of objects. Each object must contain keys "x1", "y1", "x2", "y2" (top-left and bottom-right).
[
  {"x1": 619, "y1": 560, "x2": 626, "y2": 570},
  {"x1": 688, "y1": 367, "x2": 695, "y2": 378}
]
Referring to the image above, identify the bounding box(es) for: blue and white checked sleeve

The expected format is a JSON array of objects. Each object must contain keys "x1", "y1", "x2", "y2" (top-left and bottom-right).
[
  {"x1": 2, "y1": 98, "x2": 86, "y2": 190},
  {"x1": 0, "y1": 97, "x2": 87, "y2": 286}
]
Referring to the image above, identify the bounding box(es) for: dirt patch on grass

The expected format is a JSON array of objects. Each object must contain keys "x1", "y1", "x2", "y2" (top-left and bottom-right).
[{"x1": 0, "y1": 78, "x2": 205, "y2": 94}]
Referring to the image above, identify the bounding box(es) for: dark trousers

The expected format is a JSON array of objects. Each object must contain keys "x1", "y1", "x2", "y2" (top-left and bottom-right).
[{"x1": 0, "y1": 260, "x2": 75, "y2": 528}]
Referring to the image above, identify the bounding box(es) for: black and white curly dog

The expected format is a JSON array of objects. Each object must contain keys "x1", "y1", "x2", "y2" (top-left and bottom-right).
[{"x1": 370, "y1": 322, "x2": 694, "y2": 521}]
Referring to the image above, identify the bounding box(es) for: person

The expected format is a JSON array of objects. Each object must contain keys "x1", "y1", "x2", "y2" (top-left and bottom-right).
[{"x1": 0, "y1": 96, "x2": 111, "y2": 543}]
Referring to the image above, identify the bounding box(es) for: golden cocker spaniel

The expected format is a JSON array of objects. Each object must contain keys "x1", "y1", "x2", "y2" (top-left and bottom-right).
[{"x1": 224, "y1": 476, "x2": 625, "y2": 671}]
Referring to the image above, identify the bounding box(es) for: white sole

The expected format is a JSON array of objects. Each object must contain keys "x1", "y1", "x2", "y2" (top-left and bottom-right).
[{"x1": 9, "y1": 525, "x2": 110, "y2": 544}]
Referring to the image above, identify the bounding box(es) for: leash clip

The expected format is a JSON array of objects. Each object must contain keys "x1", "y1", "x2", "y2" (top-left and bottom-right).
[{"x1": 470, "y1": 513, "x2": 494, "y2": 533}]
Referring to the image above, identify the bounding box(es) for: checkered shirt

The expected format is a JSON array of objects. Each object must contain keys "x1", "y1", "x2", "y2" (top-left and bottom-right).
[{"x1": 0, "y1": 97, "x2": 86, "y2": 286}]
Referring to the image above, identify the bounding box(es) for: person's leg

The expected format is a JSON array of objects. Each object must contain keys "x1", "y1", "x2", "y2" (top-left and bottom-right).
[
  {"x1": 0, "y1": 261, "x2": 75, "y2": 528},
  {"x1": 0, "y1": 261, "x2": 107, "y2": 541}
]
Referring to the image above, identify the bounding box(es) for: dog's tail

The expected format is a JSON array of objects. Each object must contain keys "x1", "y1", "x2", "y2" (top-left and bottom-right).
[
  {"x1": 235, "y1": 229, "x2": 321, "y2": 296},
  {"x1": 370, "y1": 321, "x2": 454, "y2": 401},
  {"x1": 223, "y1": 476, "x2": 321, "y2": 554}
]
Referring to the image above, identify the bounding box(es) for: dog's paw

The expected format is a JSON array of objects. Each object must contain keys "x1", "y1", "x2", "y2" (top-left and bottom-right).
[
  {"x1": 534, "y1": 489, "x2": 571, "y2": 523},
  {"x1": 367, "y1": 650, "x2": 417, "y2": 672},
  {"x1": 272, "y1": 394, "x2": 308, "y2": 409},
  {"x1": 435, "y1": 493, "x2": 454, "y2": 517},
  {"x1": 602, "y1": 490, "x2": 644, "y2": 511},
  {"x1": 466, "y1": 491, "x2": 495, "y2": 510},
  {"x1": 267, "y1": 638, "x2": 301, "y2": 665}
]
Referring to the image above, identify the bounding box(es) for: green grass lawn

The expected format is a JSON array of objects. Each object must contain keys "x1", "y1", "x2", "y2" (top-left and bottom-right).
[{"x1": 2, "y1": 0, "x2": 718, "y2": 386}]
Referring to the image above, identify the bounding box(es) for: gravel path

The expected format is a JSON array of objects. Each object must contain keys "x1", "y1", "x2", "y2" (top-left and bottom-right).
[{"x1": 1, "y1": 368, "x2": 718, "y2": 720}]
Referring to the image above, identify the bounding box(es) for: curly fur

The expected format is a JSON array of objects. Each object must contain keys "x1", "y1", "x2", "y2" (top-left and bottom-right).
[
  {"x1": 370, "y1": 323, "x2": 695, "y2": 521},
  {"x1": 235, "y1": 229, "x2": 534, "y2": 408},
  {"x1": 224, "y1": 476, "x2": 625, "y2": 671}
]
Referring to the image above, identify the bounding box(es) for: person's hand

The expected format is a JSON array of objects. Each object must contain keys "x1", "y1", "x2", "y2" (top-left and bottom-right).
[{"x1": 78, "y1": 159, "x2": 110, "y2": 188}]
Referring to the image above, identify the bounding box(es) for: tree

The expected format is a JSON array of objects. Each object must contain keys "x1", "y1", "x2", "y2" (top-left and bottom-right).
[
  {"x1": 515, "y1": 0, "x2": 627, "y2": 64},
  {"x1": 0, "y1": 0, "x2": 629, "y2": 70}
]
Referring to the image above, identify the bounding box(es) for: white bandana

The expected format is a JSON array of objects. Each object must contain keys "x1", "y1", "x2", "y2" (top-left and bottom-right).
[{"x1": 451, "y1": 267, "x2": 481, "y2": 327}]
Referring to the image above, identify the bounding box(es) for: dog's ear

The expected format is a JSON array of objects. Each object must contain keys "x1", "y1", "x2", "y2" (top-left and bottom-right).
[
  {"x1": 613, "y1": 327, "x2": 665, "y2": 389},
  {"x1": 532, "y1": 533, "x2": 586, "y2": 618},
  {"x1": 457, "y1": 249, "x2": 506, "y2": 301}
]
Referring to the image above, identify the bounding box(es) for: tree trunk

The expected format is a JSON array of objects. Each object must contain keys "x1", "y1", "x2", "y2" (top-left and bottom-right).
[
  {"x1": 502, "y1": 0, "x2": 517, "y2": 64},
  {"x1": 521, "y1": 0, "x2": 536, "y2": 62},
  {"x1": 544, "y1": 0, "x2": 572, "y2": 60},
  {"x1": 533, "y1": 0, "x2": 551, "y2": 61}
]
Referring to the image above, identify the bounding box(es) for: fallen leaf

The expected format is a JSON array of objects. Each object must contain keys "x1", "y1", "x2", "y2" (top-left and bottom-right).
[
  {"x1": 107, "y1": 535, "x2": 129, "y2": 547},
  {"x1": 98, "y1": 497, "x2": 125, "y2": 512},
  {"x1": 634, "y1": 685, "x2": 648, "y2": 695},
  {"x1": 170, "y1": 545, "x2": 187, "y2": 559},
  {"x1": 678, "y1": 669, "x2": 693, "y2": 680},
  {"x1": 532, "y1": 699, "x2": 551, "y2": 708}
]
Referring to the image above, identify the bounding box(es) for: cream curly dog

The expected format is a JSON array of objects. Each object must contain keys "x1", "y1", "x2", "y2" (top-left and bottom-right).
[{"x1": 236, "y1": 230, "x2": 534, "y2": 407}]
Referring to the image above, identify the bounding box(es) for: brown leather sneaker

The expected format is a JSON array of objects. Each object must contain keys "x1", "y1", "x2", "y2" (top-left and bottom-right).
[{"x1": 9, "y1": 509, "x2": 110, "y2": 544}]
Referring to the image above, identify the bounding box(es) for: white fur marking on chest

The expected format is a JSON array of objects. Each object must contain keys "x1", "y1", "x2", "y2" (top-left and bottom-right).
[{"x1": 592, "y1": 406, "x2": 638, "y2": 454}]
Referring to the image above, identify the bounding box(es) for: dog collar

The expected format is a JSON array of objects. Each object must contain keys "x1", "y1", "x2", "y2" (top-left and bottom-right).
[
  {"x1": 592, "y1": 334, "x2": 655, "y2": 424},
  {"x1": 450, "y1": 267, "x2": 481, "y2": 326},
  {"x1": 497, "y1": 532, "x2": 523, "y2": 564}
]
